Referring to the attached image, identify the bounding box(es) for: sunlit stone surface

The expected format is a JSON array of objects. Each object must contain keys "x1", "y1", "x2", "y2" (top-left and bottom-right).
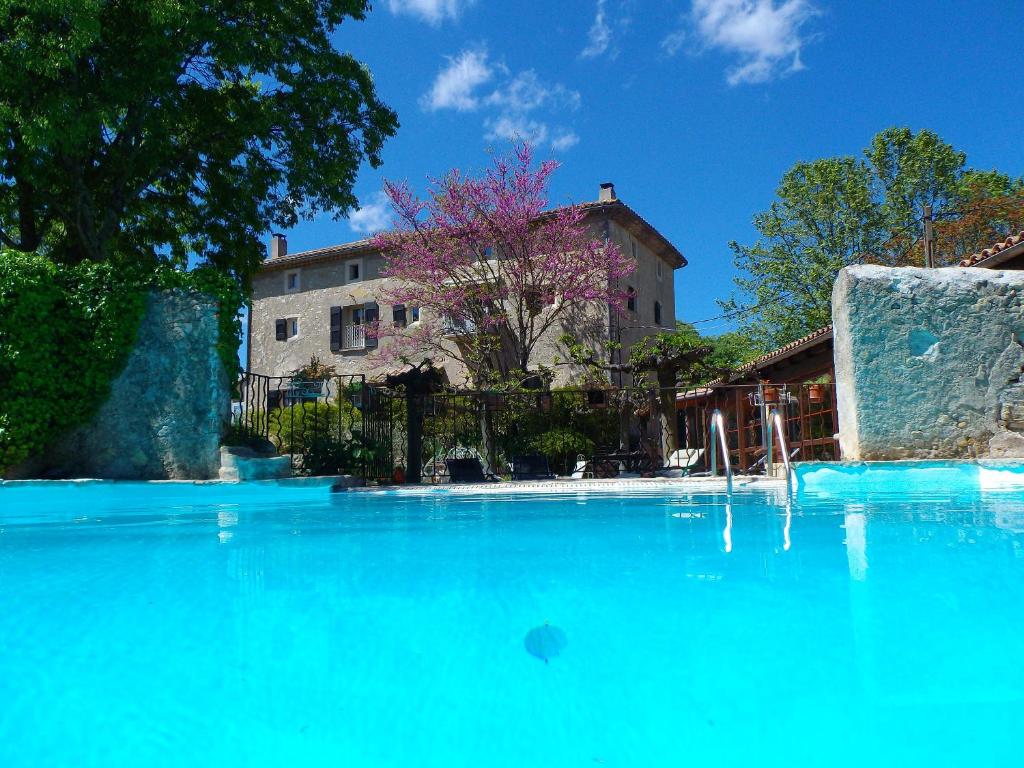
[{"x1": 833, "y1": 265, "x2": 1024, "y2": 459}]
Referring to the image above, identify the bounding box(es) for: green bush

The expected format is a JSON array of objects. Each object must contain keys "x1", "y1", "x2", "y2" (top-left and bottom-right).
[
  {"x1": 529, "y1": 429, "x2": 594, "y2": 471},
  {"x1": 0, "y1": 250, "x2": 245, "y2": 475},
  {"x1": 250, "y1": 401, "x2": 363, "y2": 455}
]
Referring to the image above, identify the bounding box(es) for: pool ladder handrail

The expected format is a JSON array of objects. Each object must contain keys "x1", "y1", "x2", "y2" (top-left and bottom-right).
[
  {"x1": 709, "y1": 409, "x2": 733, "y2": 493},
  {"x1": 767, "y1": 408, "x2": 794, "y2": 492}
]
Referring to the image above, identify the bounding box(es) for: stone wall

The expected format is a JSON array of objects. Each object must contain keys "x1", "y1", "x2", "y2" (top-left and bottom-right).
[
  {"x1": 833, "y1": 265, "x2": 1024, "y2": 460},
  {"x1": 44, "y1": 290, "x2": 229, "y2": 479}
]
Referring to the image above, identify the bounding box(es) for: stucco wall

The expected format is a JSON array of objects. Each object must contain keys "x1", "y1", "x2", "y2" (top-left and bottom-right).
[
  {"x1": 249, "y1": 214, "x2": 678, "y2": 387},
  {"x1": 833, "y1": 265, "x2": 1024, "y2": 460},
  {"x1": 42, "y1": 290, "x2": 229, "y2": 479}
]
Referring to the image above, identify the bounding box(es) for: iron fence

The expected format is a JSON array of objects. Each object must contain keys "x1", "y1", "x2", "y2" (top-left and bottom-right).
[{"x1": 231, "y1": 375, "x2": 840, "y2": 483}]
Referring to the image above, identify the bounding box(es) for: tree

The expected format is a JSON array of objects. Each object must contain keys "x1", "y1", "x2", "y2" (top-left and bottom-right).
[
  {"x1": 723, "y1": 128, "x2": 1022, "y2": 349},
  {"x1": 369, "y1": 144, "x2": 636, "y2": 387},
  {"x1": 0, "y1": 1, "x2": 397, "y2": 283}
]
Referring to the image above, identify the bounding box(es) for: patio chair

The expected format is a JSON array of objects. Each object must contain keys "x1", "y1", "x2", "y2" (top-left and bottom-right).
[
  {"x1": 509, "y1": 454, "x2": 557, "y2": 481},
  {"x1": 445, "y1": 457, "x2": 501, "y2": 484}
]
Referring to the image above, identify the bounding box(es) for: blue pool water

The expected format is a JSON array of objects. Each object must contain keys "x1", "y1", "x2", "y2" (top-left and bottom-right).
[{"x1": 2, "y1": 474, "x2": 1024, "y2": 766}]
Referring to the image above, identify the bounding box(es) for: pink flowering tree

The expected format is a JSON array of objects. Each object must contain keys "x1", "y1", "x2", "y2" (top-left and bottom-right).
[{"x1": 369, "y1": 144, "x2": 636, "y2": 388}]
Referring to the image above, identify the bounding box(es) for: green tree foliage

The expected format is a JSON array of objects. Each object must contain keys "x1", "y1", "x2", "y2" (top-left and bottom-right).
[
  {"x1": 723, "y1": 128, "x2": 1022, "y2": 349},
  {"x1": 0, "y1": 0, "x2": 397, "y2": 283}
]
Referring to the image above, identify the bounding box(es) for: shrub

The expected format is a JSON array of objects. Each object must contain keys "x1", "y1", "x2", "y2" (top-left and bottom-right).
[{"x1": 530, "y1": 429, "x2": 594, "y2": 472}]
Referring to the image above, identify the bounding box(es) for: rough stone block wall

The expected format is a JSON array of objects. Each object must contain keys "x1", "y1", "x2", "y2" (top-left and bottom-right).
[
  {"x1": 46, "y1": 290, "x2": 229, "y2": 479},
  {"x1": 833, "y1": 265, "x2": 1024, "y2": 460}
]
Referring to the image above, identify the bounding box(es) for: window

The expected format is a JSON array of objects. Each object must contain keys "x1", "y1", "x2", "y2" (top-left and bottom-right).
[
  {"x1": 392, "y1": 304, "x2": 418, "y2": 328},
  {"x1": 285, "y1": 270, "x2": 300, "y2": 293},
  {"x1": 347, "y1": 260, "x2": 361, "y2": 282},
  {"x1": 331, "y1": 302, "x2": 378, "y2": 351},
  {"x1": 275, "y1": 318, "x2": 299, "y2": 341},
  {"x1": 626, "y1": 286, "x2": 636, "y2": 313},
  {"x1": 631, "y1": 240, "x2": 638, "y2": 260},
  {"x1": 656, "y1": 260, "x2": 663, "y2": 281},
  {"x1": 654, "y1": 301, "x2": 662, "y2": 325}
]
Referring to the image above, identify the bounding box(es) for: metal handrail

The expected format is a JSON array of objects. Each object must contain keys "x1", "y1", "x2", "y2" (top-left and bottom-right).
[
  {"x1": 767, "y1": 408, "x2": 793, "y2": 491},
  {"x1": 709, "y1": 409, "x2": 733, "y2": 492}
]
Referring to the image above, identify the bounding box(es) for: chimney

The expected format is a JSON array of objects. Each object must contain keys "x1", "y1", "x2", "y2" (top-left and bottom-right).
[
  {"x1": 599, "y1": 182, "x2": 616, "y2": 202},
  {"x1": 270, "y1": 233, "x2": 287, "y2": 260}
]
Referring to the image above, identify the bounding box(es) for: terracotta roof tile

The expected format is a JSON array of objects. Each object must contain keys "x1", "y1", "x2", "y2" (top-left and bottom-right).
[
  {"x1": 959, "y1": 231, "x2": 1024, "y2": 267},
  {"x1": 697, "y1": 325, "x2": 834, "y2": 389}
]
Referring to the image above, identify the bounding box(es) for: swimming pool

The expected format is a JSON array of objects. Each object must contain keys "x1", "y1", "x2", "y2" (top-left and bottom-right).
[{"x1": 2, "y1": 472, "x2": 1023, "y2": 766}]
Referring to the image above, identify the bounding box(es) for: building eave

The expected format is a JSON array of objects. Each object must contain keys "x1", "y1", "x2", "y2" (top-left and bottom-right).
[{"x1": 257, "y1": 198, "x2": 687, "y2": 274}]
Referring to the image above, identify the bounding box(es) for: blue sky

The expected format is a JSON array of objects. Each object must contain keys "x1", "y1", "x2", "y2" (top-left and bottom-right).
[{"x1": 279, "y1": 0, "x2": 1024, "y2": 335}]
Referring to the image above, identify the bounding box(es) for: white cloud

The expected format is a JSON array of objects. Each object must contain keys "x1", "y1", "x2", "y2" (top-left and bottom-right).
[
  {"x1": 421, "y1": 49, "x2": 493, "y2": 112},
  {"x1": 486, "y1": 70, "x2": 581, "y2": 114},
  {"x1": 424, "y1": 52, "x2": 582, "y2": 151},
  {"x1": 550, "y1": 131, "x2": 581, "y2": 152},
  {"x1": 581, "y1": 0, "x2": 613, "y2": 58},
  {"x1": 485, "y1": 116, "x2": 549, "y2": 146},
  {"x1": 660, "y1": 28, "x2": 687, "y2": 56},
  {"x1": 387, "y1": 0, "x2": 474, "y2": 25},
  {"x1": 348, "y1": 193, "x2": 392, "y2": 235},
  {"x1": 688, "y1": 0, "x2": 819, "y2": 85}
]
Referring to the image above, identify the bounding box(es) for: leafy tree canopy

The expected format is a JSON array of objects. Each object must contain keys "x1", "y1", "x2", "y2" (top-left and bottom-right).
[
  {"x1": 0, "y1": 0, "x2": 398, "y2": 283},
  {"x1": 722, "y1": 127, "x2": 1024, "y2": 349}
]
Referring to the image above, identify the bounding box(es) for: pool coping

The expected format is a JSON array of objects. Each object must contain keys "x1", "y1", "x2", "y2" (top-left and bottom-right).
[{"x1": 1, "y1": 475, "x2": 783, "y2": 494}]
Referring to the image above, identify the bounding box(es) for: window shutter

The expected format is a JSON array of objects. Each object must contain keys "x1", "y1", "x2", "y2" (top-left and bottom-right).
[
  {"x1": 393, "y1": 304, "x2": 407, "y2": 328},
  {"x1": 330, "y1": 306, "x2": 342, "y2": 351},
  {"x1": 364, "y1": 301, "x2": 379, "y2": 349},
  {"x1": 275, "y1": 318, "x2": 287, "y2": 341}
]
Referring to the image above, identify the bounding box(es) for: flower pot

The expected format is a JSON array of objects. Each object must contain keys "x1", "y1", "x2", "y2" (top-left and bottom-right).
[
  {"x1": 762, "y1": 385, "x2": 780, "y2": 405},
  {"x1": 807, "y1": 384, "x2": 825, "y2": 404},
  {"x1": 392, "y1": 466, "x2": 406, "y2": 484}
]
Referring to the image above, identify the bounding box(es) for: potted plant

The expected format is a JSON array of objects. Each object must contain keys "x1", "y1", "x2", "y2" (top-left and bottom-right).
[
  {"x1": 392, "y1": 464, "x2": 407, "y2": 484},
  {"x1": 762, "y1": 383, "x2": 780, "y2": 405},
  {"x1": 808, "y1": 383, "x2": 825, "y2": 403}
]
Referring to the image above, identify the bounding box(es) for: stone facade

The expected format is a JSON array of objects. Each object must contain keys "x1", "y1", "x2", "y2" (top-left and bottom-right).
[
  {"x1": 43, "y1": 290, "x2": 229, "y2": 479},
  {"x1": 248, "y1": 194, "x2": 682, "y2": 387},
  {"x1": 833, "y1": 265, "x2": 1024, "y2": 460}
]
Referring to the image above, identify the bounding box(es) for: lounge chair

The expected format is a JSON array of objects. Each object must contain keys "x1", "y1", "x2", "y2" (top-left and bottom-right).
[
  {"x1": 665, "y1": 448, "x2": 705, "y2": 474},
  {"x1": 509, "y1": 455, "x2": 557, "y2": 481},
  {"x1": 445, "y1": 457, "x2": 500, "y2": 484}
]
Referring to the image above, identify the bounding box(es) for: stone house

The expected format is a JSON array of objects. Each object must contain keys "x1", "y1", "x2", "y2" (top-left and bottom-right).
[{"x1": 246, "y1": 183, "x2": 686, "y2": 388}]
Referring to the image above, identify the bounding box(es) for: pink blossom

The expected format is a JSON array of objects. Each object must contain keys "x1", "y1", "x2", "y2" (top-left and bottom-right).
[{"x1": 369, "y1": 143, "x2": 636, "y2": 385}]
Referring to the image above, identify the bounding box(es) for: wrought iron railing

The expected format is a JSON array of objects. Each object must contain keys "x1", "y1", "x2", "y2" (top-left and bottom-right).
[
  {"x1": 230, "y1": 376, "x2": 840, "y2": 484},
  {"x1": 233, "y1": 372, "x2": 395, "y2": 481}
]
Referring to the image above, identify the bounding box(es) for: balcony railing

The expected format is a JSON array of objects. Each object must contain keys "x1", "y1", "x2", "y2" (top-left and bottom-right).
[{"x1": 343, "y1": 324, "x2": 365, "y2": 350}]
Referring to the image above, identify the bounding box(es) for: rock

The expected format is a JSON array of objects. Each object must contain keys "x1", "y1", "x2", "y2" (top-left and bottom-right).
[
  {"x1": 219, "y1": 445, "x2": 292, "y2": 481},
  {"x1": 833, "y1": 266, "x2": 1024, "y2": 460},
  {"x1": 39, "y1": 290, "x2": 230, "y2": 479}
]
